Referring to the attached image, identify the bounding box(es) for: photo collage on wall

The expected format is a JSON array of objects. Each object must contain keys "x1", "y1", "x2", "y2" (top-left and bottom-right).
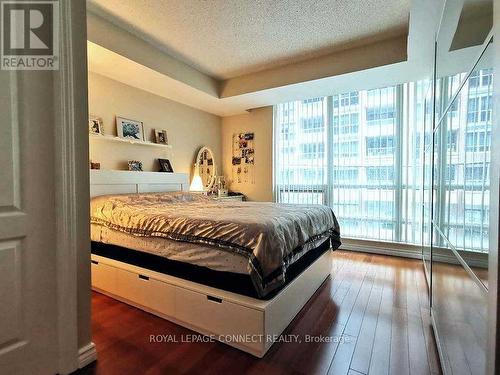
[{"x1": 232, "y1": 132, "x2": 255, "y2": 184}]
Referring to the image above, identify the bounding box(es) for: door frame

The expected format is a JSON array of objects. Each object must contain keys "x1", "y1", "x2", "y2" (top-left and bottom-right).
[
  {"x1": 488, "y1": 1, "x2": 500, "y2": 373},
  {"x1": 54, "y1": 0, "x2": 94, "y2": 373}
]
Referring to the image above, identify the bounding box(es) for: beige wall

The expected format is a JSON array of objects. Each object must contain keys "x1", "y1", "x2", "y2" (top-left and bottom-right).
[
  {"x1": 88, "y1": 72, "x2": 222, "y2": 175},
  {"x1": 221, "y1": 107, "x2": 274, "y2": 201}
]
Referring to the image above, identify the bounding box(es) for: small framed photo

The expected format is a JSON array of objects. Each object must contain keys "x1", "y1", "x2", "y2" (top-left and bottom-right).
[
  {"x1": 128, "y1": 160, "x2": 143, "y2": 171},
  {"x1": 89, "y1": 161, "x2": 101, "y2": 170},
  {"x1": 89, "y1": 116, "x2": 103, "y2": 135},
  {"x1": 158, "y1": 158, "x2": 174, "y2": 173},
  {"x1": 155, "y1": 129, "x2": 168, "y2": 144},
  {"x1": 116, "y1": 117, "x2": 144, "y2": 141}
]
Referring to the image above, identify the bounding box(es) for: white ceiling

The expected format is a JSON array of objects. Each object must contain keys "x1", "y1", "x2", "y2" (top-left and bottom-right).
[{"x1": 87, "y1": 0, "x2": 410, "y2": 80}]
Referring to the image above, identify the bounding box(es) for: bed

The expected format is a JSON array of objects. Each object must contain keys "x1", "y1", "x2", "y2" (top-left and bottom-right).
[{"x1": 89, "y1": 170, "x2": 341, "y2": 357}]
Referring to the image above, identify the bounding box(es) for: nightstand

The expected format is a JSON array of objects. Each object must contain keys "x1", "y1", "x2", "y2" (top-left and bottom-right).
[{"x1": 212, "y1": 194, "x2": 245, "y2": 202}]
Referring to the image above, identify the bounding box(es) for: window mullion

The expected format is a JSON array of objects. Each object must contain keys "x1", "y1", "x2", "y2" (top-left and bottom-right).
[
  {"x1": 326, "y1": 96, "x2": 334, "y2": 207},
  {"x1": 395, "y1": 84, "x2": 404, "y2": 242}
]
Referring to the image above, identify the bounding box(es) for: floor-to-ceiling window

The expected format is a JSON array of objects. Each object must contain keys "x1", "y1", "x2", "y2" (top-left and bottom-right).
[
  {"x1": 274, "y1": 98, "x2": 327, "y2": 205},
  {"x1": 330, "y1": 86, "x2": 401, "y2": 242},
  {"x1": 274, "y1": 74, "x2": 491, "y2": 251}
]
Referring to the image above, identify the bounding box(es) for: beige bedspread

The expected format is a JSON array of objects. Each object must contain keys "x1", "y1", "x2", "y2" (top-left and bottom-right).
[{"x1": 90, "y1": 192, "x2": 341, "y2": 297}]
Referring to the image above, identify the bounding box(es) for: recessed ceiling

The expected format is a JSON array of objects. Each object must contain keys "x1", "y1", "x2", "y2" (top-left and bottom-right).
[{"x1": 87, "y1": 0, "x2": 410, "y2": 80}]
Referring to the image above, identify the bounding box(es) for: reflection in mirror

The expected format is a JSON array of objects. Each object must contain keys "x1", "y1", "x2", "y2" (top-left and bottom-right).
[
  {"x1": 431, "y1": 244, "x2": 487, "y2": 374},
  {"x1": 429, "y1": 2, "x2": 492, "y2": 371},
  {"x1": 435, "y1": 0, "x2": 492, "y2": 116},
  {"x1": 196, "y1": 146, "x2": 216, "y2": 190},
  {"x1": 432, "y1": 38, "x2": 492, "y2": 288},
  {"x1": 422, "y1": 81, "x2": 433, "y2": 280},
  {"x1": 450, "y1": 0, "x2": 492, "y2": 51}
]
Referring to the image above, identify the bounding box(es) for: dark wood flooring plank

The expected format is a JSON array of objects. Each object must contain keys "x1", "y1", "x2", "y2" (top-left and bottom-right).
[
  {"x1": 389, "y1": 267, "x2": 410, "y2": 375},
  {"x1": 368, "y1": 262, "x2": 395, "y2": 375},
  {"x1": 343, "y1": 261, "x2": 377, "y2": 337},
  {"x1": 439, "y1": 321, "x2": 472, "y2": 375},
  {"x1": 349, "y1": 262, "x2": 386, "y2": 374},
  {"x1": 414, "y1": 262, "x2": 441, "y2": 375},
  {"x1": 405, "y1": 268, "x2": 432, "y2": 375},
  {"x1": 282, "y1": 254, "x2": 366, "y2": 374},
  {"x1": 334, "y1": 256, "x2": 372, "y2": 327},
  {"x1": 420, "y1": 307, "x2": 441, "y2": 375},
  {"x1": 327, "y1": 334, "x2": 357, "y2": 375}
]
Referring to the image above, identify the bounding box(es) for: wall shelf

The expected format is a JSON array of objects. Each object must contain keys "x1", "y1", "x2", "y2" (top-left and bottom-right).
[{"x1": 89, "y1": 133, "x2": 172, "y2": 149}]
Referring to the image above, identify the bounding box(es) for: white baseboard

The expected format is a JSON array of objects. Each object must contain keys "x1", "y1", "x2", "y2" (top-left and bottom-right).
[
  {"x1": 339, "y1": 238, "x2": 488, "y2": 269},
  {"x1": 340, "y1": 240, "x2": 422, "y2": 260},
  {"x1": 78, "y1": 342, "x2": 97, "y2": 369}
]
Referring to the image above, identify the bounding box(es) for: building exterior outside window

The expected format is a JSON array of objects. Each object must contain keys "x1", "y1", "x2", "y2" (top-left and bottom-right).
[{"x1": 274, "y1": 68, "x2": 492, "y2": 252}]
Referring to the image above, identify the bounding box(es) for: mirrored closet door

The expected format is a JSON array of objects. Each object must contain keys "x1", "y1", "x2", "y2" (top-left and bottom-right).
[{"x1": 427, "y1": 0, "x2": 493, "y2": 373}]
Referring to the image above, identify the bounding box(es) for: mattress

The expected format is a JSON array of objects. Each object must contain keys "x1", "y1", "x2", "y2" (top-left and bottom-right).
[
  {"x1": 90, "y1": 192, "x2": 341, "y2": 297},
  {"x1": 91, "y1": 223, "x2": 249, "y2": 274}
]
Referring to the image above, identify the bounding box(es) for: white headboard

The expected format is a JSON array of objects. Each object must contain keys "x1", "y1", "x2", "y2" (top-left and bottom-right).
[{"x1": 90, "y1": 170, "x2": 190, "y2": 197}]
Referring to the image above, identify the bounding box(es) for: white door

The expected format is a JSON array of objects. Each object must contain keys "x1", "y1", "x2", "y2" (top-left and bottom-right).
[{"x1": 0, "y1": 71, "x2": 59, "y2": 373}]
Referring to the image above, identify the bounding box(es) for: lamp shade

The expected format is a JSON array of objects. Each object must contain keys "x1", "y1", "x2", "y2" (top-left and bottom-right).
[{"x1": 189, "y1": 172, "x2": 204, "y2": 192}]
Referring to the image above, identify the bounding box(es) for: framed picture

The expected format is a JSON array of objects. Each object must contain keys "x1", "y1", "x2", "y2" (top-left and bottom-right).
[
  {"x1": 128, "y1": 160, "x2": 143, "y2": 171},
  {"x1": 243, "y1": 133, "x2": 254, "y2": 140},
  {"x1": 89, "y1": 116, "x2": 103, "y2": 135},
  {"x1": 89, "y1": 161, "x2": 101, "y2": 170},
  {"x1": 158, "y1": 158, "x2": 173, "y2": 173},
  {"x1": 116, "y1": 117, "x2": 144, "y2": 141},
  {"x1": 154, "y1": 129, "x2": 168, "y2": 144}
]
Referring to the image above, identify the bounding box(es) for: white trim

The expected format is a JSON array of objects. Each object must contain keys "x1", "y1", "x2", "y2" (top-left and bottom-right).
[
  {"x1": 340, "y1": 239, "x2": 423, "y2": 260},
  {"x1": 78, "y1": 343, "x2": 97, "y2": 369},
  {"x1": 340, "y1": 238, "x2": 489, "y2": 269},
  {"x1": 54, "y1": 1, "x2": 88, "y2": 374}
]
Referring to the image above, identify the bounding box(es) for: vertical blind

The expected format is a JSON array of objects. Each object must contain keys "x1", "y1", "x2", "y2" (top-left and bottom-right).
[{"x1": 274, "y1": 75, "x2": 491, "y2": 251}]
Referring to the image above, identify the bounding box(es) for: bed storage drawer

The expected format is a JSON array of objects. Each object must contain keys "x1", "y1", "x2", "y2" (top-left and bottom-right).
[
  {"x1": 91, "y1": 250, "x2": 332, "y2": 358},
  {"x1": 113, "y1": 267, "x2": 148, "y2": 304},
  {"x1": 175, "y1": 287, "x2": 264, "y2": 351},
  {"x1": 91, "y1": 261, "x2": 118, "y2": 294},
  {"x1": 92, "y1": 260, "x2": 176, "y2": 318},
  {"x1": 143, "y1": 278, "x2": 176, "y2": 317}
]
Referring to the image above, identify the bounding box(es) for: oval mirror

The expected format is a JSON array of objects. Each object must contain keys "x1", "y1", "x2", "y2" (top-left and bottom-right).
[{"x1": 195, "y1": 146, "x2": 216, "y2": 190}]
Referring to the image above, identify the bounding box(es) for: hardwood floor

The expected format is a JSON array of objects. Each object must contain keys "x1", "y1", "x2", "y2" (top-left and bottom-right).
[{"x1": 77, "y1": 250, "x2": 441, "y2": 375}]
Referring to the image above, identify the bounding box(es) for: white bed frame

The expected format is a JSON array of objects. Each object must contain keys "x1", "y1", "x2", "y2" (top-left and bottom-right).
[{"x1": 89, "y1": 170, "x2": 332, "y2": 357}]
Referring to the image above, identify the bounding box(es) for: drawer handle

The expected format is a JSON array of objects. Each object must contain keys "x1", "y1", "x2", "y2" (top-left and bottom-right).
[
  {"x1": 207, "y1": 295, "x2": 222, "y2": 303},
  {"x1": 91, "y1": 260, "x2": 99, "y2": 265},
  {"x1": 138, "y1": 274, "x2": 149, "y2": 281}
]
